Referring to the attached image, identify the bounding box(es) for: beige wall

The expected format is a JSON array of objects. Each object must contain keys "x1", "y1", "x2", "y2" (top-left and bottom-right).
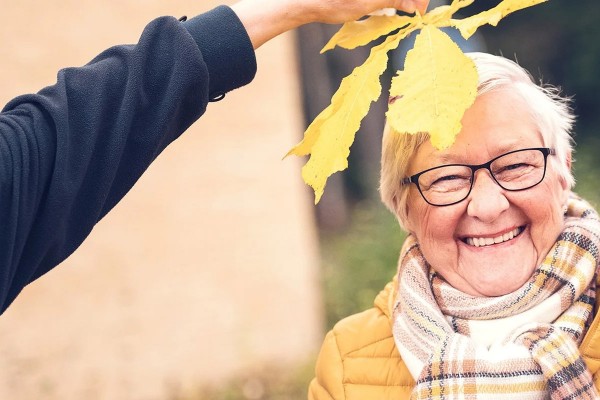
[{"x1": 0, "y1": 1, "x2": 322, "y2": 399}]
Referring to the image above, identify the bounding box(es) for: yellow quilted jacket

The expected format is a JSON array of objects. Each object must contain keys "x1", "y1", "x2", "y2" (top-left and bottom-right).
[{"x1": 308, "y1": 278, "x2": 600, "y2": 400}]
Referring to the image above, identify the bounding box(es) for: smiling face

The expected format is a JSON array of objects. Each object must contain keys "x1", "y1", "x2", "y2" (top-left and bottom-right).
[{"x1": 404, "y1": 89, "x2": 571, "y2": 296}]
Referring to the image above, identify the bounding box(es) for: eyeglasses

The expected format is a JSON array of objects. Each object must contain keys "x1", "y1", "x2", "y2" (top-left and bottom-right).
[{"x1": 401, "y1": 147, "x2": 555, "y2": 207}]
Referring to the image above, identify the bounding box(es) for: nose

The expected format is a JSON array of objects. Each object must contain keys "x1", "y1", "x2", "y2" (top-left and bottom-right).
[{"x1": 466, "y1": 169, "x2": 509, "y2": 222}]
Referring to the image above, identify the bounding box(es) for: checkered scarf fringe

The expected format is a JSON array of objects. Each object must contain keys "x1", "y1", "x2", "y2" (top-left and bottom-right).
[{"x1": 393, "y1": 196, "x2": 600, "y2": 399}]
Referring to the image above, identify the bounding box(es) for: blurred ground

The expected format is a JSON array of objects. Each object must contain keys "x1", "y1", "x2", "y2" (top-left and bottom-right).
[{"x1": 0, "y1": 1, "x2": 322, "y2": 399}]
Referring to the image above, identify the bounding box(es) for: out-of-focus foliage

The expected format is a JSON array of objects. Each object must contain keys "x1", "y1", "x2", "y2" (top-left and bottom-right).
[
  {"x1": 321, "y1": 202, "x2": 407, "y2": 328},
  {"x1": 465, "y1": 0, "x2": 600, "y2": 145},
  {"x1": 573, "y1": 137, "x2": 600, "y2": 208}
]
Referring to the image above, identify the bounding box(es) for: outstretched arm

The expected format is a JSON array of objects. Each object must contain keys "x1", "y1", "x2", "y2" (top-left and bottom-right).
[
  {"x1": 0, "y1": 0, "x2": 429, "y2": 314},
  {"x1": 0, "y1": 7, "x2": 253, "y2": 313},
  {"x1": 231, "y1": 0, "x2": 430, "y2": 49}
]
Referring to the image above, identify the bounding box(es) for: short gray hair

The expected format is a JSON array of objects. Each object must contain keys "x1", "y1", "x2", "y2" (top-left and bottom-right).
[{"x1": 380, "y1": 52, "x2": 575, "y2": 230}]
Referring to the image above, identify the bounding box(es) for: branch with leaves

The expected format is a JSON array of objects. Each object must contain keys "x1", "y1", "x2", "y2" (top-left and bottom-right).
[{"x1": 286, "y1": 0, "x2": 547, "y2": 203}]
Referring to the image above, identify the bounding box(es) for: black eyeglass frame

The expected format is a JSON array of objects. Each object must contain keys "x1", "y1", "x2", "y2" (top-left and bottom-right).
[{"x1": 400, "y1": 147, "x2": 556, "y2": 207}]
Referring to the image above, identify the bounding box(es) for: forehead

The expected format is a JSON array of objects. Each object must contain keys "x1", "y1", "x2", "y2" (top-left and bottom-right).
[{"x1": 408, "y1": 89, "x2": 543, "y2": 173}]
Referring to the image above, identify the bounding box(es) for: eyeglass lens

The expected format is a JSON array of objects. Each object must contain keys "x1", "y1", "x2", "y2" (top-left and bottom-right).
[{"x1": 417, "y1": 149, "x2": 548, "y2": 206}]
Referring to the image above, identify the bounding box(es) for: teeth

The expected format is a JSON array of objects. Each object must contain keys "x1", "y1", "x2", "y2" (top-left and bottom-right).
[{"x1": 466, "y1": 227, "x2": 521, "y2": 247}]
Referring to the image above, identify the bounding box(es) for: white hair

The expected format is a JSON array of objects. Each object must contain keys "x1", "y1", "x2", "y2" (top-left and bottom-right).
[{"x1": 380, "y1": 52, "x2": 575, "y2": 230}]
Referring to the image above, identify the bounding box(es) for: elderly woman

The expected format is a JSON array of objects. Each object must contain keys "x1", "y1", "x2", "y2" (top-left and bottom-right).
[{"x1": 309, "y1": 52, "x2": 600, "y2": 399}]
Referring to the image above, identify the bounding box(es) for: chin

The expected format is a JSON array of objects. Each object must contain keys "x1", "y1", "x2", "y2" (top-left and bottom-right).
[
  {"x1": 477, "y1": 286, "x2": 515, "y2": 297},
  {"x1": 472, "y1": 278, "x2": 528, "y2": 297}
]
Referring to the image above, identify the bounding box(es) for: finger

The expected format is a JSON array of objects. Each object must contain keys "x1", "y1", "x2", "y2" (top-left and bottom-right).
[
  {"x1": 393, "y1": 0, "x2": 428, "y2": 15},
  {"x1": 395, "y1": 0, "x2": 417, "y2": 13},
  {"x1": 369, "y1": 8, "x2": 398, "y2": 16},
  {"x1": 415, "y1": 0, "x2": 430, "y2": 14}
]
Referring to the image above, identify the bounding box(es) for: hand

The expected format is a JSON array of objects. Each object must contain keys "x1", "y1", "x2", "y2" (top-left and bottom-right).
[
  {"x1": 231, "y1": 0, "x2": 430, "y2": 49},
  {"x1": 306, "y1": 0, "x2": 430, "y2": 24}
]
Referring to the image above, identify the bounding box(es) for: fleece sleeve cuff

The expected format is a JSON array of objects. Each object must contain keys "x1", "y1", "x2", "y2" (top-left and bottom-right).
[{"x1": 182, "y1": 5, "x2": 257, "y2": 100}]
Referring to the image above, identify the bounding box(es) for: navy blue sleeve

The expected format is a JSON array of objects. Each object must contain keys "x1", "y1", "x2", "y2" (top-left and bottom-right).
[{"x1": 0, "y1": 6, "x2": 257, "y2": 313}]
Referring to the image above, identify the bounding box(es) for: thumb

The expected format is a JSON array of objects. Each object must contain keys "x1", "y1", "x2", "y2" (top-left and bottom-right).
[{"x1": 394, "y1": 0, "x2": 429, "y2": 15}]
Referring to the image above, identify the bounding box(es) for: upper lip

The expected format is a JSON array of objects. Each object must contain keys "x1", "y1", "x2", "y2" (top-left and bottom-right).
[
  {"x1": 460, "y1": 226, "x2": 523, "y2": 240},
  {"x1": 461, "y1": 225, "x2": 525, "y2": 247}
]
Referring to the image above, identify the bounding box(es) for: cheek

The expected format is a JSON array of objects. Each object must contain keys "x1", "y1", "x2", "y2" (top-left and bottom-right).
[
  {"x1": 413, "y1": 209, "x2": 462, "y2": 276},
  {"x1": 522, "y1": 183, "x2": 567, "y2": 253},
  {"x1": 409, "y1": 204, "x2": 461, "y2": 246}
]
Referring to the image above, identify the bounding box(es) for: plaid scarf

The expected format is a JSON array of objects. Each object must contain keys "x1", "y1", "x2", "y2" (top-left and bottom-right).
[{"x1": 393, "y1": 196, "x2": 600, "y2": 399}]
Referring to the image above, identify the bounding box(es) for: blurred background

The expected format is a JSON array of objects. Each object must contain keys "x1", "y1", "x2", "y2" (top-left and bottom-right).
[{"x1": 0, "y1": 0, "x2": 598, "y2": 399}]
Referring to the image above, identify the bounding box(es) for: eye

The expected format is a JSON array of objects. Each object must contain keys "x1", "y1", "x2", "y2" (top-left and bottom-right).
[
  {"x1": 419, "y1": 166, "x2": 472, "y2": 192},
  {"x1": 432, "y1": 174, "x2": 464, "y2": 184},
  {"x1": 426, "y1": 173, "x2": 471, "y2": 192},
  {"x1": 501, "y1": 163, "x2": 530, "y2": 171},
  {"x1": 495, "y1": 163, "x2": 534, "y2": 175},
  {"x1": 493, "y1": 162, "x2": 538, "y2": 184}
]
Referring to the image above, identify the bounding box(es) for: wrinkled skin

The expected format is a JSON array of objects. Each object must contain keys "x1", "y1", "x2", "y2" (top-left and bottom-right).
[{"x1": 404, "y1": 89, "x2": 570, "y2": 297}]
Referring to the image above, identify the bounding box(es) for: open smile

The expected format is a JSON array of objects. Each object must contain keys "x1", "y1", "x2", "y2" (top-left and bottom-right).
[{"x1": 463, "y1": 226, "x2": 525, "y2": 247}]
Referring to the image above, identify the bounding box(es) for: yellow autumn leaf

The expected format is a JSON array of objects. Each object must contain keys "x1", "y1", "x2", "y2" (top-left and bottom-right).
[
  {"x1": 448, "y1": 0, "x2": 477, "y2": 12},
  {"x1": 387, "y1": 25, "x2": 477, "y2": 149},
  {"x1": 451, "y1": 0, "x2": 548, "y2": 40},
  {"x1": 421, "y1": 5, "x2": 454, "y2": 26},
  {"x1": 287, "y1": 25, "x2": 417, "y2": 203},
  {"x1": 422, "y1": 0, "x2": 473, "y2": 26},
  {"x1": 288, "y1": 0, "x2": 546, "y2": 203},
  {"x1": 321, "y1": 15, "x2": 414, "y2": 53}
]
